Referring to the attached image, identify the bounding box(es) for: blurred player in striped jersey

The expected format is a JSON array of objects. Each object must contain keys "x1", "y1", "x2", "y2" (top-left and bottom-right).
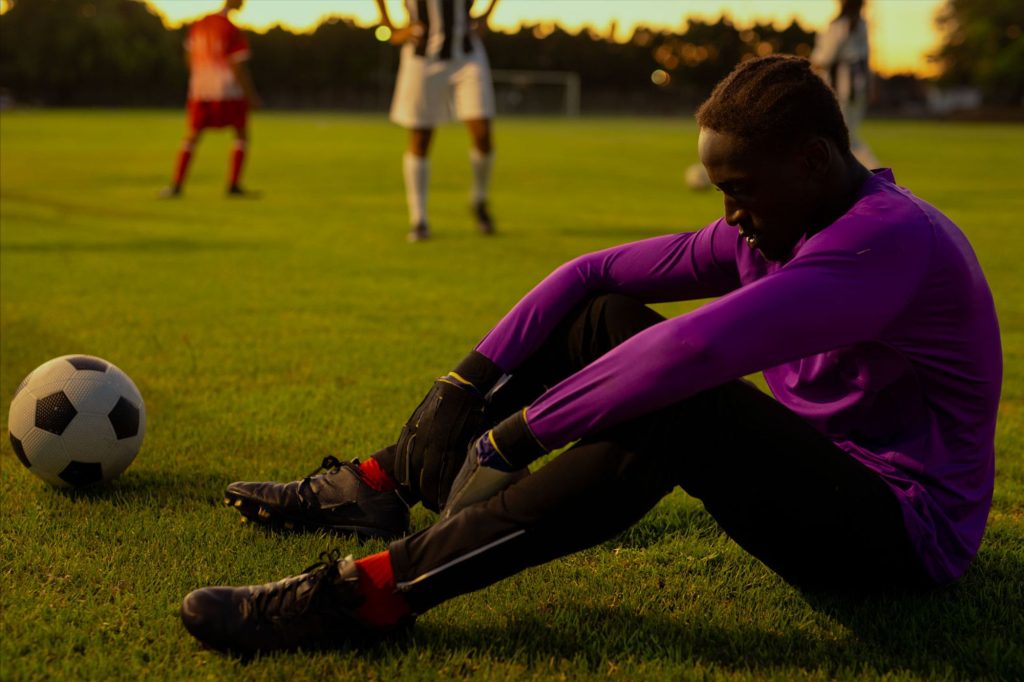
[
  {"x1": 811, "y1": 0, "x2": 881, "y2": 169},
  {"x1": 161, "y1": 0, "x2": 260, "y2": 198},
  {"x1": 377, "y1": 0, "x2": 500, "y2": 241}
]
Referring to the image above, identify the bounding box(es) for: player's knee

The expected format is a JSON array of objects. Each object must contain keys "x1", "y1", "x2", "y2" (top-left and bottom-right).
[
  {"x1": 587, "y1": 294, "x2": 662, "y2": 330},
  {"x1": 469, "y1": 124, "x2": 491, "y2": 153},
  {"x1": 408, "y1": 130, "x2": 433, "y2": 156},
  {"x1": 591, "y1": 293, "x2": 644, "y2": 316}
]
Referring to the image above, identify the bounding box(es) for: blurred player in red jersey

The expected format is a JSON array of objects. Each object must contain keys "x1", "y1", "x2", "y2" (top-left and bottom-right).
[{"x1": 161, "y1": 0, "x2": 260, "y2": 198}]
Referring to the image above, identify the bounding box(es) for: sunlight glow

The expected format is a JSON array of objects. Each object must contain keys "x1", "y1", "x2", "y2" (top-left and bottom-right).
[{"x1": 136, "y1": 1, "x2": 942, "y2": 77}]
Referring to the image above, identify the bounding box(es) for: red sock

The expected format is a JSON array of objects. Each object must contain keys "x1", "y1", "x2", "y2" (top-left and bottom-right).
[
  {"x1": 228, "y1": 140, "x2": 246, "y2": 187},
  {"x1": 354, "y1": 551, "x2": 412, "y2": 628},
  {"x1": 359, "y1": 457, "x2": 398, "y2": 492},
  {"x1": 172, "y1": 144, "x2": 193, "y2": 187}
]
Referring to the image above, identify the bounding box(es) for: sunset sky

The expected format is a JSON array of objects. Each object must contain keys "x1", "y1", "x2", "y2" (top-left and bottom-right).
[{"x1": 69, "y1": 1, "x2": 954, "y2": 76}]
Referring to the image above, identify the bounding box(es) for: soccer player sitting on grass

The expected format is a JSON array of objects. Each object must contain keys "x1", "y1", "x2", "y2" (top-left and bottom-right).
[
  {"x1": 180, "y1": 56, "x2": 1001, "y2": 655},
  {"x1": 161, "y1": 0, "x2": 260, "y2": 198}
]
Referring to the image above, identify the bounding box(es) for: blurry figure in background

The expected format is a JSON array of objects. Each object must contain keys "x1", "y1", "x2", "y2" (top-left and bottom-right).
[
  {"x1": 684, "y1": 160, "x2": 712, "y2": 192},
  {"x1": 376, "y1": 0, "x2": 500, "y2": 242},
  {"x1": 811, "y1": 0, "x2": 881, "y2": 169},
  {"x1": 161, "y1": 0, "x2": 260, "y2": 198}
]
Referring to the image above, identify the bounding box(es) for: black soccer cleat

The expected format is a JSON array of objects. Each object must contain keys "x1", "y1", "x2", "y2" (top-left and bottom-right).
[
  {"x1": 406, "y1": 222, "x2": 431, "y2": 242},
  {"x1": 226, "y1": 185, "x2": 262, "y2": 198},
  {"x1": 181, "y1": 550, "x2": 408, "y2": 655},
  {"x1": 473, "y1": 201, "x2": 495, "y2": 235},
  {"x1": 224, "y1": 456, "x2": 410, "y2": 540}
]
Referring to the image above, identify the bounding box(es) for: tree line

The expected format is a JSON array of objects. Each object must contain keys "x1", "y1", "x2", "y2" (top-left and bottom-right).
[{"x1": 0, "y1": 0, "x2": 1019, "y2": 109}]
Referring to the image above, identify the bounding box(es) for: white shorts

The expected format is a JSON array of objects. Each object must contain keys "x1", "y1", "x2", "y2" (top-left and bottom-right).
[{"x1": 389, "y1": 39, "x2": 496, "y2": 129}]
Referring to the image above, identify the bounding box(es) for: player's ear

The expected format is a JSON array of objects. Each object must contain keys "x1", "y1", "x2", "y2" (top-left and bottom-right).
[{"x1": 799, "y1": 136, "x2": 831, "y2": 179}]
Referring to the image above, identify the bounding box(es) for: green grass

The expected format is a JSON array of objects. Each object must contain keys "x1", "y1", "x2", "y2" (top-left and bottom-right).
[{"x1": 1, "y1": 111, "x2": 1022, "y2": 681}]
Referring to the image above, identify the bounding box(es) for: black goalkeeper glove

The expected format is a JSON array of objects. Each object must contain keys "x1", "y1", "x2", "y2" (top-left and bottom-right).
[{"x1": 394, "y1": 351, "x2": 503, "y2": 510}]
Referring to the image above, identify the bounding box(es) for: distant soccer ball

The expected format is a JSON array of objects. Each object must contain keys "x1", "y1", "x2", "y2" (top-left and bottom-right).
[
  {"x1": 8, "y1": 355, "x2": 145, "y2": 488},
  {"x1": 685, "y1": 162, "x2": 712, "y2": 191}
]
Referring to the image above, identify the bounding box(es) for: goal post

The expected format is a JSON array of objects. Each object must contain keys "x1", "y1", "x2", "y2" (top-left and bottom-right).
[{"x1": 490, "y1": 69, "x2": 581, "y2": 116}]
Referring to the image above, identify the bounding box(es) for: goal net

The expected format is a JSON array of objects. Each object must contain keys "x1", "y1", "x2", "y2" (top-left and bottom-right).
[{"x1": 491, "y1": 69, "x2": 581, "y2": 116}]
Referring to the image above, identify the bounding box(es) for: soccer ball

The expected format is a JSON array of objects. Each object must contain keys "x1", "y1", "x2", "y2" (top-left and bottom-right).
[
  {"x1": 8, "y1": 355, "x2": 146, "y2": 488},
  {"x1": 685, "y1": 162, "x2": 712, "y2": 191}
]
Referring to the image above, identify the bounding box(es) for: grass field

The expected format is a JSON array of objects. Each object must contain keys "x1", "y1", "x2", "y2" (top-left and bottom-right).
[{"x1": 1, "y1": 111, "x2": 1022, "y2": 681}]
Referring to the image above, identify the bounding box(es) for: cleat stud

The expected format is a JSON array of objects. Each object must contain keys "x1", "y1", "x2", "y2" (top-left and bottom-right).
[
  {"x1": 257, "y1": 507, "x2": 271, "y2": 519},
  {"x1": 283, "y1": 522, "x2": 295, "y2": 530},
  {"x1": 234, "y1": 499, "x2": 243, "y2": 507},
  {"x1": 223, "y1": 497, "x2": 231, "y2": 505},
  {"x1": 239, "y1": 516, "x2": 248, "y2": 524}
]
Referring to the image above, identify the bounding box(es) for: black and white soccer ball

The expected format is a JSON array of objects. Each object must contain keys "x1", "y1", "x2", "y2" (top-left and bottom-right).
[
  {"x1": 8, "y1": 355, "x2": 146, "y2": 488},
  {"x1": 685, "y1": 162, "x2": 712, "y2": 191}
]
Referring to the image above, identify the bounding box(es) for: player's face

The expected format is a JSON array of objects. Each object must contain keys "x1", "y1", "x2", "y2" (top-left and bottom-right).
[{"x1": 698, "y1": 128, "x2": 824, "y2": 262}]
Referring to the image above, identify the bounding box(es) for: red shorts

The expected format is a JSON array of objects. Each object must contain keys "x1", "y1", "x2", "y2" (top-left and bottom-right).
[{"x1": 187, "y1": 99, "x2": 248, "y2": 131}]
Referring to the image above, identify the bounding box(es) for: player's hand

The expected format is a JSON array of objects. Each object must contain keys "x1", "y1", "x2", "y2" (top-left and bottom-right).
[
  {"x1": 469, "y1": 18, "x2": 489, "y2": 36},
  {"x1": 389, "y1": 22, "x2": 425, "y2": 46},
  {"x1": 442, "y1": 437, "x2": 529, "y2": 518},
  {"x1": 473, "y1": 432, "x2": 516, "y2": 472},
  {"x1": 394, "y1": 372, "x2": 487, "y2": 506}
]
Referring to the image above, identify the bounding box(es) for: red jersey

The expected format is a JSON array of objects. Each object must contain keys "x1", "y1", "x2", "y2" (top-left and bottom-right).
[{"x1": 186, "y1": 12, "x2": 250, "y2": 102}]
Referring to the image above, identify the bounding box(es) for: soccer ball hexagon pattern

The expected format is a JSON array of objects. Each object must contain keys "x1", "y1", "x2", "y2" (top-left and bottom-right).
[{"x1": 8, "y1": 355, "x2": 146, "y2": 488}]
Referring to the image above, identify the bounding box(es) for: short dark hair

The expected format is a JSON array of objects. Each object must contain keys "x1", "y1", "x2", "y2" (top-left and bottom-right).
[{"x1": 695, "y1": 55, "x2": 851, "y2": 154}]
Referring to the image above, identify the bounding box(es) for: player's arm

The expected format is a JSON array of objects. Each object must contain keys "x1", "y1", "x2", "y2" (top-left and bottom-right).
[
  {"x1": 810, "y1": 19, "x2": 845, "y2": 72},
  {"x1": 224, "y1": 25, "x2": 260, "y2": 107},
  {"x1": 376, "y1": 0, "x2": 422, "y2": 46},
  {"x1": 228, "y1": 59, "x2": 261, "y2": 108},
  {"x1": 375, "y1": 0, "x2": 395, "y2": 28},
  {"x1": 476, "y1": 221, "x2": 742, "y2": 373},
  {"x1": 395, "y1": 223, "x2": 737, "y2": 499},
  {"x1": 472, "y1": 0, "x2": 500, "y2": 32},
  {"x1": 477, "y1": 222, "x2": 931, "y2": 471},
  {"x1": 182, "y1": 30, "x2": 192, "y2": 72}
]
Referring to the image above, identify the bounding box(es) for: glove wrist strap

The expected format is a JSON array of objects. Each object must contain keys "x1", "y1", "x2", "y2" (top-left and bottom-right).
[
  {"x1": 489, "y1": 408, "x2": 548, "y2": 469},
  {"x1": 452, "y1": 350, "x2": 504, "y2": 394}
]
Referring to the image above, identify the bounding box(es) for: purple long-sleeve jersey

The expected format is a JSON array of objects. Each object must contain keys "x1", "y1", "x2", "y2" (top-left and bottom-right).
[{"x1": 476, "y1": 170, "x2": 1001, "y2": 585}]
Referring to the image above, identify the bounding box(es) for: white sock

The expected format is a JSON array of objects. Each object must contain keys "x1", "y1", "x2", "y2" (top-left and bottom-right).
[
  {"x1": 469, "y1": 148, "x2": 493, "y2": 206},
  {"x1": 403, "y1": 152, "x2": 430, "y2": 226}
]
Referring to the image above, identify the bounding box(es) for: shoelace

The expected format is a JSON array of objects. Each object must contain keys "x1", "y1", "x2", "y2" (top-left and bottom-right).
[
  {"x1": 303, "y1": 455, "x2": 360, "y2": 480},
  {"x1": 250, "y1": 549, "x2": 344, "y2": 623}
]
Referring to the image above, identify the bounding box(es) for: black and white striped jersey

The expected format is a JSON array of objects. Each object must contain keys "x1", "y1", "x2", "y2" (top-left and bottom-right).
[{"x1": 405, "y1": 0, "x2": 478, "y2": 60}]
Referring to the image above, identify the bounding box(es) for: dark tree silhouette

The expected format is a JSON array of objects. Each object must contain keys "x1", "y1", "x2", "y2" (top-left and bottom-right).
[{"x1": 931, "y1": 0, "x2": 1024, "y2": 106}]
